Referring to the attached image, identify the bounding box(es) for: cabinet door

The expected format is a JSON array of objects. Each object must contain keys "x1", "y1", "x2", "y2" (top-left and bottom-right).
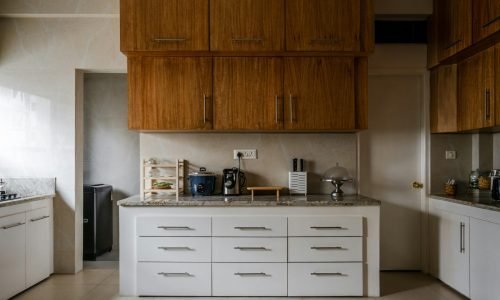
[
  {"x1": 458, "y1": 47, "x2": 495, "y2": 131},
  {"x1": 128, "y1": 57, "x2": 213, "y2": 130},
  {"x1": 120, "y1": 0, "x2": 209, "y2": 51},
  {"x1": 214, "y1": 58, "x2": 283, "y2": 130},
  {"x1": 473, "y1": 0, "x2": 500, "y2": 42},
  {"x1": 470, "y1": 218, "x2": 500, "y2": 300},
  {"x1": 210, "y1": 0, "x2": 284, "y2": 51},
  {"x1": 284, "y1": 57, "x2": 355, "y2": 130},
  {"x1": 434, "y1": 210, "x2": 470, "y2": 297},
  {"x1": 430, "y1": 64, "x2": 458, "y2": 133},
  {"x1": 436, "y1": 0, "x2": 472, "y2": 61},
  {"x1": 26, "y1": 207, "x2": 51, "y2": 287},
  {"x1": 286, "y1": 0, "x2": 360, "y2": 51},
  {"x1": 0, "y1": 213, "x2": 26, "y2": 300}
]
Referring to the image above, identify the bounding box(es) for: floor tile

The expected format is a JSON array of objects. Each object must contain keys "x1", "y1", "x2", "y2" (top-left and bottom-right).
[{"x1": 14, "y1": 283, "x2": 96, "y2": 300}]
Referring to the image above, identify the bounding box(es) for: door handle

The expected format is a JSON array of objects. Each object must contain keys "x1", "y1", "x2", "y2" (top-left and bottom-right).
[
  {"x1": 203, "y1": 94, "x2": 207, "y2": 124},
  {"x1": 485, "y1": 89, "x2": 491, "y2": 121},
  {"x1": 289, "y1": 94, "x2": 294, "y2": 123},
  {"x1": 2, "y1": 222, "x2": 25, "y2": 230},
  {"x1": 412, "y1": 182, "x2": 424, "y2": 189},
  {"x1": 30, "y1": 215, "x2": 50, "y2": 222},
  {"x1": 310, "y1": 246, "x2": 345, "y2": 250},
  {"x1": 234, "y1": 246, "x2": 270, "y2": 251},
  {"x1": 460, "y1": 222, "x2": 465, "y2": 253}
]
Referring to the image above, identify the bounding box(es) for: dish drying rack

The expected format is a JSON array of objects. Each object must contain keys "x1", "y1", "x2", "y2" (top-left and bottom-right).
[{"x1": 142, "y1": 159, "x2": 184, "y2": 200}]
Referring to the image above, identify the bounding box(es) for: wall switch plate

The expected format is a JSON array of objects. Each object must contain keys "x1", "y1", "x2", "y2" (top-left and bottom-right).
[
  {"x1": 233, "y1": 149, "x2": 257, "y2": 160},
  {"x1": 445, "y1": 150, "x2": 456, "y2": 160}
]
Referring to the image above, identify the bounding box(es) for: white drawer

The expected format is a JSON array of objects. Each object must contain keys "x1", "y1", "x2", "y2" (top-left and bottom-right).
[
  {"x1": 288, "y1": 216, "x2": 363, "y2": 236},
  {"x1": 213, "y1": 237, "x2": 287, "y2": 262},
  {"x1": 212, "y1": 216, "x2": 286, "y2": 237},
  {"x1": 212, "y1": 263, "x2": 287, "y2": 296},
  {"x1": 137, "y1": 262, "x2": 211, "y2": 296},
  {"x1": 288, "y1": 237, "x2": 362, "y2": 262},
  {"x1": 138, "y1": 237, "x2": 211, "y2": 262},
  {"x1": 288, "y1": 263, "x2": 363, "y2": 296},
  {"x1": 137, "y1": 216, "x2": 211, "y2": 236}
]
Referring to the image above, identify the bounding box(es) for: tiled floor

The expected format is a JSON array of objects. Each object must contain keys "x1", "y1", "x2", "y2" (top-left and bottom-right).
[{"x1": 14, "y1": 262, "x2": 467, "y2": 300}]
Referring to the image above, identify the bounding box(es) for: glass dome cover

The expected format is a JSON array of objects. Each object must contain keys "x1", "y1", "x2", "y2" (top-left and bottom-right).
[{"x1": 322, "y1": 163, "x2": 351, "y2": 181}]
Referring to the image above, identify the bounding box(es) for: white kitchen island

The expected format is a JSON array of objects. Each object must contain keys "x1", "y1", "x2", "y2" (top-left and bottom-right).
[{"x1": 119, "y1": 195, "x2": 380, "y2": 297}]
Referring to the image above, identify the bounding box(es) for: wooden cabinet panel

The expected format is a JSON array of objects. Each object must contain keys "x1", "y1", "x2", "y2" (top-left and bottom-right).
[
  {"x1": 286, "y1": 0, "x2": 360, "y2": 52},
  {"x1": 210, "y1": 0, "x2": 285, "y2": 51},
  {"x1": 284, "y1": 57, "x2": 355, "y2": 130},
  {"x1": 128, "y1": 57, "x2": 213, "y2": 130},
  {"x1": 214, "y1": 58, "x2": 283, "y2": 130},
  {"x1": 473, "y1": 0, "x2": 500, "y2": 42},
  {"x1": 496, "y1": 44, "x2": 500, "y2": 126},
  {"x1": 458, "y1": 47, "x2": 495, "y2": 131},
  {"x1": 436, "y1": 0, "x2": 472, "y2": 61},
  {"x1": 120, "y1": 0, "x2": 209, "y2": 52},
  {"x1": 430, "y1": 65, "x2": 458, "y2": 133}
]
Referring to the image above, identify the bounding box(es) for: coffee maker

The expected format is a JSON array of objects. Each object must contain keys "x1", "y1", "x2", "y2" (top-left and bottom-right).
[{"x1": 222, "y1": 167, "x2": 246, "y2": 196}]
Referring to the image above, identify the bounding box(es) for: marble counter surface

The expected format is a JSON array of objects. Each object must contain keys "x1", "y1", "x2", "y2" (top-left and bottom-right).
[
  {"x1": 118, "y1": 194, "x2": 381, "y2": 207},
  {"x1": 0, "y1": 194, "x2": 55, "y2": 208},
  {"x1": 430, "y1": 193, "x2": 500, "y2": 212}
]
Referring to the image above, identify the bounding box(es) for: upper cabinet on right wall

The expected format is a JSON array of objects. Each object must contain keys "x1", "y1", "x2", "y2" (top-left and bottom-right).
[
  {"x1": 473, "y1": 0, "x2": 500, "y2": 43},
  {"x1": 436, "y1": 0, "x2": 472, "y2": 61}
]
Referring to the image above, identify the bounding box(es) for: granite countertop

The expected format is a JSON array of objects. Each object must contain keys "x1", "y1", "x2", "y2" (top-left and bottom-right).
[
  {"x1": 0, "y1": 194, "x2": 56, "y2": 208},
  {"x1": 430, "y1": 193, "x2": 500, "y2": 212},
  {"x1": 118, "y1": 194, "x2": 381, "y2": 207}
]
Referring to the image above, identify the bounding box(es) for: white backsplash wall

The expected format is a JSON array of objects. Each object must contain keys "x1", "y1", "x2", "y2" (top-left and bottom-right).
[{"x1": 141, "y1": 133, "x2": 358, "y2": 195}]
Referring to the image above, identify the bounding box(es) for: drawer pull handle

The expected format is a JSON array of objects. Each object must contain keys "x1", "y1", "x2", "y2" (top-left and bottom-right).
[
  {"x1": 310, "y1": 246, "x2": 345, "y2": 250},
  {"x1": 158, "y1": 246, "x2": 193, "y2": 251},
  {"x1": 152, "y1": 38, "x2": 187, "y2": 42},
  {"x1": 234, "y1": 226, "x2": 270, "y2": 231},
  {"x1": 234, "y1": 246, "x2": 270, "y2": 251},
  {"x1": 234, "y1": 272, "x2": 270, "y2": 277},
  {"x1": 2, "y1": 222, "x2": 25, "y2": 230},
  {"x1": 157, "y1": 226, "x2": 194, "y2": 230},
  {"x1": 30, "y1": 215, "x2": 50, "y2": 222},
  {"x1": 311, "y1": 272, "x2": 346, "y2": 277},
  {"x1": 158, "y1": 272, "x2": 193, "y2": 277},
  {"x1": 310, "y1": 226, "x2": 346, "y2": 230}
]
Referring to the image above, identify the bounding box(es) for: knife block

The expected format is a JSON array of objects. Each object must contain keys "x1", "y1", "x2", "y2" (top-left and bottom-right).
[{"x1": 289, "y1": 172, "x2": 307, "y2": 196}]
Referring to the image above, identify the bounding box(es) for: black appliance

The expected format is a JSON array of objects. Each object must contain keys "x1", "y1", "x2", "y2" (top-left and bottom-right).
[
  {"x1": 83, "y1": 184, "x2": 113, "y2": 260},
  {"x1": 222, "y1": 168, "x2": 246, "y2": 196}
]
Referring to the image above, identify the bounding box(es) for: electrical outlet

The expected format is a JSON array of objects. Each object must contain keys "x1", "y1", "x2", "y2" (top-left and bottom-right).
[
  {"x1": 445, "y1": 150, "x2": 456, "y2": 160},
  {"x1": 233, "y1": 149, "x2": 257, "y2": 160}
]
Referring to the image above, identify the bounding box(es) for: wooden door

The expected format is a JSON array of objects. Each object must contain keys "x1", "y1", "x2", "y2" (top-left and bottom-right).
[
  {"x1": 284, "y1": 57, "x2": 355, "y2": 130},
  {"x1": 473, "y1": 0, "x2": 500, "y2": 42},
  {"x1": 437, "y1": 0, "x2": 472, "y2": 61},
  {"x1": 210, "y1": 0, "x2": 285, "y2": 51},
  {"x1": 496, "y1": 44, "x2": 500, "y2": 126},
  {"x1": 286, "y1": 0, "x2": 360, "y2": 51},
  {"x1": 128, "y1": 57, "x2": 213, "y2": 130},
  {"x1": 120, "y1": 0, "x2": 209, "y2": 51},
  {"x1": 430, "y1": 64, "x2": 458, "y2": 133},
  {"x1": 458, "y1": 47, "x2": 495, "y2": 131},
  {"x1": 214, "y1": 58, "x2": 283, "y2": 130}
]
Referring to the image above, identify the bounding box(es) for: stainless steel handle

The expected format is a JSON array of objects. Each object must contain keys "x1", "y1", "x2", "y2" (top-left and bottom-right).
[
  {"x1": 30, "y1": 215, "x2": 50, "y2": 222},
  {"x1": 310, "y1": 246, "x2": 345, "y2": 250},
  {"x1": 158, "y1": 246, "x2": 193, "y2": 251},
  {"x1": 310, "y1": 226, "x2": 346, "y2": 230},
  {"x1": 485, "y1": 89, "x2": 491, "y2": 121},
  {"x1": 157, "y1": 226, "x2": 194, "y2": 230},
  {"x1": 311, "y1": 272, "x2": 345, "y2": 276},
  {"x1": 289, "y1": 94, "x2": 294, "y2": 123},
  {"x1": 460, "y1": 222, "x2": 465, "y2": 253},
  {"x1": 203, "y1": 94, "x2": 207, "y2": 124},
  {"x1": 234, "y1": 246, "x2": 269, "y2": 251},
  {"x1": 234, "y1": 226, "x2": 270, "y2": 230},
  {"x1": 231, "y1": 38, "x2": 263, "y2": 42},
  {"x1": 443, "y1": 39, "x2": 462, "y2": 50},
  {"x1": 483, "y1": 15, "x2": 500, "y2": 28},
  {"x1": 275, "y1": 95, "x2": 279, "y2": 124},
  {"x1": 157, "y1": 272, "x2": 193, "y2": 277},
  {"x1": 153, "y1": 38, "x2": 187, "y2": 42},
  {"x1": 2, "y1": 222, "x2": 25, "y2": 230},
  {"x1": 234, "y1": 272, "x2": 269, "y2": 277}
]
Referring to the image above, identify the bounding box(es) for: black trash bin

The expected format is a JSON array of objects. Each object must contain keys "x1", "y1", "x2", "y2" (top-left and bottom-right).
[{"x1": 83, "y1": 184, "x2": 113, "y2": 260}]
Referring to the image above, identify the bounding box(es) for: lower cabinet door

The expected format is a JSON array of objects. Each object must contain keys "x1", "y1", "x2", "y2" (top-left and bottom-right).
[
  {"x1": 137, "y1": 263, "x2": 211, "y2": 296},
  {"x1": 288, "y1": 263, "x2": 363, "y2": 296},
  {"x1": 26, "y1": 207, "x2": 52, "y2": 287},
  {"x1": 212, "y1": 263, "x2": 287, "y2": 296},
  {"x1": 0, "y1": 212, "x2": 26, "y2": 300}
]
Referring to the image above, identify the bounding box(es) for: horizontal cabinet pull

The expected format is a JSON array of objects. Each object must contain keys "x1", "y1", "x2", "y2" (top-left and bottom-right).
[
  {"x1": 310, "y1": 226, "x2": 346, "y2": 230},
  {"x1": 234, "y1": 246, "x2": 270, "y2": 251},
  {"x1": 310, "y1": 246, "x2": 345, "y2": 250},
  {"x1": 2, "y1": 222, "x2": 25, "y2": 230},
  {"x1": 231, "y1": 38, "x2": 263, "y2": 42},
  {"x1": 234, "y1": 272, "x2": 270, "y2": 277},
  {"x1": 152, "y1": 38, "x2": 187, "y2": 42},
  {"x1": 157, "y1": 226, "x2": 194, "y2": 230},
  {"x1": 158, "y1": 246, "x2": 193, "y2": 251},
  {"x1": 234, "y1": 226, "x2": 270, "y2": 230},
  {"x1": 483, "y1": 15, "x2": 500, "y2": 28},
  {"x1": 30, "y1": 215, "x2": 50, "y2": 222},
  {"x1": 157, "y1": 272, "x2": 193, "y2": 277},
  {"x1": 311, "y1": 272, "x2": 346, "y2": 277}
]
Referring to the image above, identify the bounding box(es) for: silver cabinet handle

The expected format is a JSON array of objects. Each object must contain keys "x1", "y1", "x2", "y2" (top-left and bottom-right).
[
  {"x1": 153, "y1": 38, "x2": 187, "y2": 42},
  {"x1": 234, "y1": 246, "x2": 270, "y2": 251},
  {"x1": 310, "y1": 226, "x2": 346, "y2": 230},
  {"x1": 158, "y1": 246, "x2": 193, "y2": 251},
  {"x1": 310, "y1": 246, "x2": 345, "y2": 250},
  {"x1": 311, "y1": 272, "x2": 345, "y2": 277},
  {"x1": 483, "y1": 15, "x2": 500, "y2": 28},
  {"x1": 231, "y1": 38, "x2": 263, "y2": 42},
  {"x1": 30, "y1": 215, "x2": 50, "y2": 222},
  {"x1": 460, "y1": 222, "x2": 465, "y2": 253},
  {"x1": 234, "y1": 272, "x2": 270, "y2": 277},
  {"x1": 203, "y1": 94, "x2": 207, "y2": 124},
  {"x1": 275, "y1": 95, "x2": 279, "y2": 124},
  {"x1": 157, "y1": 226, "x2": 194, "y2": 230},
  {"x1": 289, "y1": 94, "x2": 294, "y2": 123},
  {"x1": 2, "y1": 222, "x2": 25, "y2": 230},
  {"x1": 485, "y1": 89, "x2": 491, "y2": 121},
  {"x1": 234, "y1": 226, "x2": 270, "y2": 230},
  {"x1": 158, "y1": 272, "x2": 193, "y2": 277}
]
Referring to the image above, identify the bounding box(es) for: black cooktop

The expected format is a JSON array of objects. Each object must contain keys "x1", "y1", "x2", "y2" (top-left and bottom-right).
[{"x1": 0, "y1": 194, "x2": 18, "y2": 201}]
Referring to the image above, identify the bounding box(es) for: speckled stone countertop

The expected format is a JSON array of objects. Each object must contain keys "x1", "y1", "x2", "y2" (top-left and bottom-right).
[
  {"x1": 0, "y1": 194, "x2": 55, "y2": 208},
  {"x1": 430, "y1": 193, "x2": 500, "y2": 212},
  {"x1": 118, "y1": 194, "x2": 381, "y2": 207}
]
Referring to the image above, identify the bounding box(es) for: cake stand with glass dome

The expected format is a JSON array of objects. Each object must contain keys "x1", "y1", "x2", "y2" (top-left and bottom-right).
[{"x1": 321, "y1": 163, "x2": 353, "y2": 200}]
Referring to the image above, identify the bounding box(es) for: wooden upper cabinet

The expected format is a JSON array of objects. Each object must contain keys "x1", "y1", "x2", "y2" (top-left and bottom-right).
[
  {"x1": 496, "y1": 43, "x2": 500, "y2": 126},
  {"x1": 436, "y1": 0, "x2": 472, "y2": 61},
  {"x1": 214, "y1": 58, "x2": 283, "y2": 130},
  {"x1": 284, "y1": 57, "x2": 355, "y2": 130},
  {"x1": 120, "y1": 0, "x2": 209, "y2": 52},
  {"x1": 457, "y1": 47, "x2": 495, "y2": 131},
  {"x1": 430, "y1": 65, "x2": 458, "y2": 133},
  {"x1": 210, "y1": 0, "x2": 285, "y2": 51},
  {"x1": 473, "y1": 0, "x2": 500, "y2": 42},
  {"x1": 286, "y1": 0, "x2": 361, "y2": 52},
  {"x1": 128, "y1": 57, "x2": 213, "y2": 130}
]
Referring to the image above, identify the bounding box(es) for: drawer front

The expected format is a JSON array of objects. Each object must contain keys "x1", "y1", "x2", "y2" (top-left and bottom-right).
[
  {"x1": 137, "y1": 262, "x2": 211, "y2": 296},
  {"x1": 138, "y1": 237, "x2": 211, "y2": 262},
  {"x1": 137, "y1": 216, "x2": 211, "y2": 236},
  {"x1": 212, "y1": 216, "x2": 287, "y2": 237},
  {"x1": 212, "y1": 237, "x2": 287, "y2": 262},
  {"x1": 288, "y1": 263, "x2": 363, "y2": 296},
  {"x1": 288, "y1": 237, "x2": 362, "y2": 262},
  {"x1": 212, "y1": 263, "x2": 287, "y2": 296},
  {"x1": 288, "y1": 216, "x2": 362, "y2": 236}
]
